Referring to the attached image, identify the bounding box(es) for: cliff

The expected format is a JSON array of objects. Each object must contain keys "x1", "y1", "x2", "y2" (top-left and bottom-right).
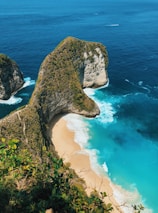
[
  {"x1": 0, "y1": 54, "x2": 24, "y2": 100},
  {"x1": 0, "y1": 37, "x2": 108, "y2": 159},
  {"x1": 0, "y1": 37, "x2": 110, "y2": 212},
  {"x1": 30, "y1": 36, "x2": 108, "y2": 123},
  {"x1": 0, "y1": 36, "x2": 108, "y2": 171}
]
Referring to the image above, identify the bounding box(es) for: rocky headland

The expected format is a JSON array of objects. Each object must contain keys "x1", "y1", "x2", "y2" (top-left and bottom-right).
[
  {"x1": 0, "y1": 54, "x2": 24, "y2": 100},
  {"x1": 0, "y1": 37, "x2": 112, "y2": 212},
  {"x1": 0, "y1": 36, "x2": 108, "y2": 156}
]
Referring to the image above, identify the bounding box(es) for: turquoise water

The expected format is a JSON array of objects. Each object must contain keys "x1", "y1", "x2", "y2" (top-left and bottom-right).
[
  {"x1": 83, "y1": 87, "x2": 158, "y2": 212},
  {"x1": 0, "y1": 0, "x2": 158, "y2": 212}
]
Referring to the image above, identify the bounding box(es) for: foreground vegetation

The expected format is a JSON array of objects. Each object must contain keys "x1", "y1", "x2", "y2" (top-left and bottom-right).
[{"x1": 0, "y1": 138, "x2": 113, "y2": 213}]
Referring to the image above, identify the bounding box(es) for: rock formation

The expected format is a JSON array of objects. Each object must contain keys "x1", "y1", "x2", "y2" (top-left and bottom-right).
[
  {"x1": 0, "y1": 37, "x2": 108, "y2": 160},
  {"x1": 30, "y1": 37, "x2": 108, "y2": 123},
  {"x1": 0, "y1": 54, "x2": 24, "y2": 100},
  {"x1": 83, "y1": 47, "x2": 108, "y2": 88}
]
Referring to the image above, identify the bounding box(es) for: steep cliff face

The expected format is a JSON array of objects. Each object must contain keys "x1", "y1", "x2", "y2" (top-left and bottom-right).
[
  {"x1": 30, "y1": 36, "x2": 108, "y2": 123},
  {"x1": 0, "y1": 54, "x2": 24, "y2": 100},
  {"x1": 83, "y1": 47, "x2": 108, "y2": 87},
  {"x1": 0, "y1": 37, "x2": 108, "y2": 158}
]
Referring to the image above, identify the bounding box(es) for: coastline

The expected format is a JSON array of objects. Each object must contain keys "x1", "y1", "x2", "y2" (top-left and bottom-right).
[{"x1": 51, "y1": 114, "x2": 125, "y2": 213}]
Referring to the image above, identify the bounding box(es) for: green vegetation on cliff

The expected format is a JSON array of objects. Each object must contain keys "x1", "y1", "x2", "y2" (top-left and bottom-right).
[{"x1": 0, "y1": 54, "x2": 10, "y2": 66}]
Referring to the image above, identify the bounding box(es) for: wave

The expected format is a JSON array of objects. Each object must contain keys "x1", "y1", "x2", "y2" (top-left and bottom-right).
[
  {"x1": 96, "y1": 79, "x2": 110, "y2": 90},
  {"x1": 64, "y1": 113, "x2": 90, "y2": 148},
  {"x1": 96, "y1": 101, "x2": 116, "y2": 124},
  {"x1": 83, "y1": 79, "x2": 110, "y2": 96},
  {"x1": 137, "y1": 81, "x2": 151, "y2": 93},
  {"x1": 84, "y1": 87, "x2": 116, "y2": 126},
  {"x1": 83, "y1": 148, "x2": 106, "y2": 175},
  {"x1": 102, "y1": 162, "x2": 108, "y2": 173},
  {"x1": 23, "y1": 77, "x2": 35, "y2": 88},
  {"x1": 0, "y1": 77, "x2": 35, "y2": 105},
  {"x1": 0, "y1": 96, "x2": 22, "y2": 105},
  {"x1": 125, "y1": 79, "x2": 151, "y2": 93},
  {"x1": 20, "y1": 93, "x2": 30, "y2": 97},
  {"x1": 110, "y1": 183, "x2": 153, "y2": 213},
  {"x1": 105, "y1": 23, "x2": 119, "y2": 27},
  {"x1": 84, "y1": 88, "x2": 96, "y2": 97},
  {"x1": 138, "y1": 81, "x2": 143, "y2": 86}
]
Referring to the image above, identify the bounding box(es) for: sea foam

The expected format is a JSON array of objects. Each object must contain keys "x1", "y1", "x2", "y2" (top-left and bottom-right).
[
  {"x1": 84, "y1": 87, "x2": 116, "y2": 125},
  {"x1": 23, "y1": 77, "x2": 35, "y2": 88},
  {"x1": 111, "y1": 183, "x2": 153, "y2": 213},
  {"x1": 64, "y1": 113, "x2": 90, "y2": 148},
  {"x1": 102, "y1": 162, "x2": 108, "y2": 173},
  {"x1": 0, "y1": 96, "x2": 22, "y2": 105},
  {"x1": 125, "y1": 78, "x2": 151, "y2": 93},
  {"x1": 96, "y1": 101, "x2": 116, "y2": 124},
  {"x1": 0, "y1": 77, "x2": 35, "y2": 105}
]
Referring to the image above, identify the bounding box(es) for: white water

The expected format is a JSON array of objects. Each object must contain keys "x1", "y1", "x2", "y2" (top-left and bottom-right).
[{"x1": 0, "y1": 77, "x2": 35, "y2": 105}]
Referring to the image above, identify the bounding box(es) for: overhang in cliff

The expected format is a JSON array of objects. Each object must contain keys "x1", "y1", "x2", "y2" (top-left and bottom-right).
[{"x1": 30, "y1": 36, "x2": 109, "y2": 123}]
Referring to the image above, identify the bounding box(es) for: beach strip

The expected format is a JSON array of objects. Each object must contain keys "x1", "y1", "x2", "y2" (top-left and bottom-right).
[{"x1": 51, "y1": 114, "x2": 124, "y2": 213}]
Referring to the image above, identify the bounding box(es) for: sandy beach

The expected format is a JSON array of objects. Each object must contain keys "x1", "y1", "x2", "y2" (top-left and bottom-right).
[{"x1": 50, "y1": 114, "x2": 127, "y2": 213}]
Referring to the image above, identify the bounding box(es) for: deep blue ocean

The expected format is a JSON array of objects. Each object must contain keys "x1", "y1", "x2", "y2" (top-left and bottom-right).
[{"x1": 0, "y1": 0, "x2": 158, "y2": 212}]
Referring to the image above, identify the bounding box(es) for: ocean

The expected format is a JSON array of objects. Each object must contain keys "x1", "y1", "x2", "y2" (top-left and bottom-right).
[{"x1": 0, "y1": 0, "x2": 158, "y2": 212}]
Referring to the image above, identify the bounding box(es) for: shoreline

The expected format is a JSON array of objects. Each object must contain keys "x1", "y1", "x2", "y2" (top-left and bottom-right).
[
  {"x1": 50, "y1": 113, "x2": 150, "y2": 213},
  {"x1": 51, "y1": 114, "x2": 125, "y2": 213}
]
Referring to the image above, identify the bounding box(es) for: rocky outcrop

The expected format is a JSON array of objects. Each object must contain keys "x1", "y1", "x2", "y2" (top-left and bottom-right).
[
  {"x1": 30, "y1": 36, "x2": 108, "y2": 122},
  {"x1": 0, "y1": 54, "x2": 24, "y2": 100},
  {"x1": 0, "y1": 37, "x2": 108, "y2": 159},
  {"x1": 83, "y1": 47, "x2": 108, "y2": 88}
]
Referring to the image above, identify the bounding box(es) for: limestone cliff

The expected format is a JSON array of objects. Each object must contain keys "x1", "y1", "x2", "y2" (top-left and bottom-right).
[
  {"x1": 0, "y1": 37, "x2": 108, "y2": 160},
  {"x1": 30, "y1": 36, "x2": 108, "y2": 123},
  {"x1": 0, "y1": 54, "x2": 24, "y2": 100},
  {"x1": 83, "y1": 46, "x2": 108, "y2": 87}
]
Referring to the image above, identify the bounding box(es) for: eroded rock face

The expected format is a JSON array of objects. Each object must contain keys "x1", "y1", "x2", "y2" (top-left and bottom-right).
[
  {"x1": 0, "y1": 54, "x2": 24, "y2": 100},
  {"x1": 83, "y1": 47, "x2": 108, "y2": 88}
]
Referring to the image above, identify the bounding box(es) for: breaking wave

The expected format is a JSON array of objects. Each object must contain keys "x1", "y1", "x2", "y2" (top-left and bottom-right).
[
  {"x1": 0, "y1": 77, "x2": 35, "y2": 105},
  {"x1": 0, "y1": 96, "x2": 22, "y2": 105}
]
